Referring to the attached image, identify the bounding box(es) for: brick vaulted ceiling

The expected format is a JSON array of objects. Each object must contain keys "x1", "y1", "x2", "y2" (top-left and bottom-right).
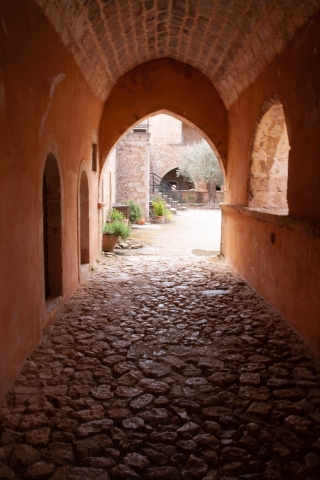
[{"x1": 35, "y1": 0, "x2": 320, "y2": 108}]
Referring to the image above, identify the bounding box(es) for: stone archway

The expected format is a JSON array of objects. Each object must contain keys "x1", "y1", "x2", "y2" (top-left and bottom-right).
[
  {"x1": 249, "y1": 104, "x2": 289, "y2": 211},
  {"x1": 99, "y1": 59, "x2": 228, "y2": 175},
  {"x1": 79, "y1": 171, "x2": 90, "y2": 265},
  {"x1": 162, "y1": 168, "x2": 194, "y2": 190},
  {"x1": 42, "y1": 154, "x2": 63, "y2": 299}
]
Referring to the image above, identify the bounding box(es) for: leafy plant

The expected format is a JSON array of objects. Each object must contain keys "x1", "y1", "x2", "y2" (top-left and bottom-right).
[
  {"x1": 102, "y1": 221, "x2": 131, "y2": 240},
  {"x1": 109, "y1": 208, "x2": 125, "y2": 221},
  {"x1": 152, "y1": 198, "x2": 165, "y2": 216},
  {"x1": 124, "y1": 199, "x2": 143, "y2": 223},
  {"x1": 177, "y1": 140, "x2": 224, "y2": 206},
  {"x1": 165, "y1": 208, "x2": 172, "y2": 221}
]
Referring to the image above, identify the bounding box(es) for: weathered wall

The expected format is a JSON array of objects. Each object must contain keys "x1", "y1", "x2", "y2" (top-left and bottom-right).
[
  {"x1": 225, "y1": 13, "x2": 320, "y2": 354},
  {"x1": 149, "y1": 114, "x2": 184, "y2": 179},
  {"x1": 116, "y1": 133, "x2": 150, "y2": 219},
  {"x1": 149, "y1": 114, "x2": 203, "y2": 180},
  {"x1": 184, "y1": 191, "x2": 225, "y2": 205},
  {"x1": 249, "y1": 104, "x2": 289, "y2": 211},
  {"x1": 100, "y1": 147, "x2": 117, "y2": 230},
  {"x1": 182, "y1": 123, "x2": 203, "y2": 145},
  {"x1": 0, "y1": 0, "x2": 103, "y2": 399}
]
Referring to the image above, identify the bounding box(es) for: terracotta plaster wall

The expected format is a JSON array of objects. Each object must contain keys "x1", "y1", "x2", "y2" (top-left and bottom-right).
[
  {"x1": 99, "y1": 58, "x2": 228, "y2": 173},
  {"x1": 225, "y1": 14, "x2": 320, "y2": 353},
  {"x1": 0, "y1": 0, "x2": 103, "y2": 399},
  {"x1": 224, "y1": 214, "x2": 320, "y2": 353}
]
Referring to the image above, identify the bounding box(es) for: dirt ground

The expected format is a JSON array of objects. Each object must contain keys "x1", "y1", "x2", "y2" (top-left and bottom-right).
[{"x1": 121, "y1": 209, "x2": 222, "y2": 257}]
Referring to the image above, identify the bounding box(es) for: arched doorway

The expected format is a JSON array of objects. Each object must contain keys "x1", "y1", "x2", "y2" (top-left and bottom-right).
[
  {"x1": 42, "y1": 154, "x2": 63, "y2": 299},
  {"x1": 79, "y1": 171, "x2": 90, "y2": 264},
  {"x1": 249, "y1": 104, "x2": 289, "y2": 212},
  {"x1": 162, "y1": 168, "x2": 194, "y2": 190}
]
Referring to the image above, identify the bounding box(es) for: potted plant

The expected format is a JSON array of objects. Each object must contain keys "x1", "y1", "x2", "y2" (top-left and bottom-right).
[
  {"x1": 108, "y1": 208, "x2": 129, "y2": 225},
  {"x1": 102, "y1": 221, "x2": 131, "y2": 252},
  {"x1": 124, "y1": 199, "x2": 143, "y2": 224},
  {"x1": 152, "y1": 198, "x2": 165, "y2": 223}
]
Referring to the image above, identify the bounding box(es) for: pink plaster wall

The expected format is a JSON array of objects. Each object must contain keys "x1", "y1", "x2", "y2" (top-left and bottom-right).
[
  {"x1": 225, "y1": 13, "x2": 320, "y2": 354},
  {"x1": 0, "y1": 0, "x2": 103, "y2": 399}
]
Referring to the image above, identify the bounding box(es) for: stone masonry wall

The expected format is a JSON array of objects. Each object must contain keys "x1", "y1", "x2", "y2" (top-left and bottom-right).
[
  {"x1": 116, "y1": 132, "x2": 150, "y2": 220},
  {"x1": 149, "y1": 114, "x2": 202, "y2": 179}
]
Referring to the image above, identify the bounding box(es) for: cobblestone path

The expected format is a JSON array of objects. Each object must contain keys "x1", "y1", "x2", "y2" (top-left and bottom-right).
[{"x1": 1, "y1": 256, "x2": 320, "y2": 480}]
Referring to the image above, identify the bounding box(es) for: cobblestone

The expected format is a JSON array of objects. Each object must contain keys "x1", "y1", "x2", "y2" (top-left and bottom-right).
[{"x1": 1, "y1": 256, "x2": 320, "y2": 479}]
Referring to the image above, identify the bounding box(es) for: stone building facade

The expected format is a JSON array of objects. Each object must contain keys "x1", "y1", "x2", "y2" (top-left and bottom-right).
[
  {"x1": 113, "y1": 113, "x2": 219, "y2": 216},
  {"x1": 115, "y1": 132, "x2": 150, "y2": 219},
  {"x1": 149, "y1": 114, "x2": 199, "y2": 179}
]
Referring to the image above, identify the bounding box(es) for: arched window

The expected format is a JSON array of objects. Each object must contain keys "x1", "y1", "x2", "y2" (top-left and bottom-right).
[
  {"x1": 249, "y1": 104, "x2": 289, "y2": 212},
  {"x1": 79, "y1": 171, "x2": 90, "y2": 264},
  {"x1": 42, "y1": 154, "x2": 63, "y2": 298}
]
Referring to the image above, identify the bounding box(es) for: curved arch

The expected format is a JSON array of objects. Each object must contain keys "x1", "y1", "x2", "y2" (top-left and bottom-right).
[
  {"x1": 162, "y1": 167, "x2": 194, "y2": 190},
  {"x1": 99, "y1": 58, "x2": 228, "y2": 174},
  {"x1": 78, "y1": 162, "x2": 90, "y2": 266},
  {"x1": 248, "y1": 102, "x2": 289, "y2": 211}
]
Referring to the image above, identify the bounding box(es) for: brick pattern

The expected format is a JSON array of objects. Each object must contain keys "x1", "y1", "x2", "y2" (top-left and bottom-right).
[{"x1": 35, "y1": 0, "x2": 320, "y2": 107}]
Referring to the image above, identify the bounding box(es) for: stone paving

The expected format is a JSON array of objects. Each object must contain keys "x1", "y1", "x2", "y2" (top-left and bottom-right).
[{"x1": 1, "y1": 256, "x2": 320, "y2": 480}]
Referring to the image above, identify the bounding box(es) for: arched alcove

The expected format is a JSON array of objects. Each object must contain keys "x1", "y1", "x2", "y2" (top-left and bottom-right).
[
  {"x1": 42, "y1": 154, "x2": 63, "y2": 298},
  {"x1": 162, "y1": 168, "x2": 194, "y2": 190},
  {"x1": 79, "y1": 171, "x2": 90, "y2": 264},
  {"x1": 249, "y1": 104, "x2": 289, "y2": 211}
]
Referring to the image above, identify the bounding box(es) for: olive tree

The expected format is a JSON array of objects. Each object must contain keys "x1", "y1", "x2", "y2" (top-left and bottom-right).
[{"x1": 177, "y1": 140, "x2": 224, "y2": 206}]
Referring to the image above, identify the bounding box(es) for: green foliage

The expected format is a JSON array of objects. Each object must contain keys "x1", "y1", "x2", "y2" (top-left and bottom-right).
[
  {"x1": 152, "y1": 198, "x2": 165, "y2": 216},
  {"x1": 109, "y1": 208, "x2": 125, "y2": 221},
  {"x1": 124, "y1": 199, "x2": 143, "y2": 223},
  {"x1": 177, "y1": 140, "x2": 224, "y2": 205},
  {"x1": 102, "y1": 221, "x2": 131, "y2": 240},
  {"x1": 165, "y1": 208, "x2": 172, "y2": 221},
  {"x1": 177, "y1": 140, "x2": 224, "y2": 186}
]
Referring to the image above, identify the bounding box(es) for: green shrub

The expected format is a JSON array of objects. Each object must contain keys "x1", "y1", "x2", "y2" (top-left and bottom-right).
[
  {"x1": 152, "y1": 198, "x2": 165, "y2": 216},
  {"x1": 102, "y1": 221, "x2": 131, "y2": 240},
  {"x1": 124, "y1": 199, "x2": 143, "y2": 223},
  {"x1": 165, "y1": 208, "x2": 172, "y2": 221},
  {"x1": 109, "y1": 208, "x2": 125, "y2": 221}
]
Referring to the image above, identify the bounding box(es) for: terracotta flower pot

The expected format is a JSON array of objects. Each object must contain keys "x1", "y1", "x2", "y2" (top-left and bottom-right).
[
  {"x1": 102, "y1": 234, "x2": 118, "y2": 252},
  {"x1": 156, "y1": 216, "x2": 165, "y2": 224},
  {"x1": 137, "y1": 218, "x2": 146, "y2": 225}
]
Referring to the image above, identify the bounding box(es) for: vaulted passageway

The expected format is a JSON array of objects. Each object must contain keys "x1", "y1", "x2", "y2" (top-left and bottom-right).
[
  {"x1": 1, "y1": 0, "x2": 320, "y2": 437},
  {"x1": 1, "y1": 255, "x2": 320, "y2": 479}
]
